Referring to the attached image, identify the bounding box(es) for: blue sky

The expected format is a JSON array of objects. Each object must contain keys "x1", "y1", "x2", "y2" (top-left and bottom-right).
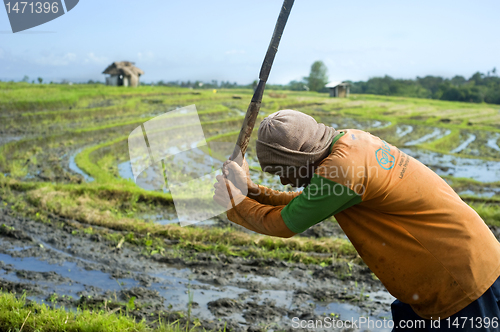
[{"x1": 1, "y1": 0, "x2": 499, "y2": 84}]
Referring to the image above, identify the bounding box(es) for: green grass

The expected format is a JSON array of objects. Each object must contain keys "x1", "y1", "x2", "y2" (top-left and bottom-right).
[{"x1": 0, "y1": 291, "x2": 211, "y2": 332}]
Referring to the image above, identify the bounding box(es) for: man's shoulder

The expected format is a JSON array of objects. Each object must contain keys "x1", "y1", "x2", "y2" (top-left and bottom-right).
[{"x1": 319, "y1": 129, "x2": 378, "y2": 167}]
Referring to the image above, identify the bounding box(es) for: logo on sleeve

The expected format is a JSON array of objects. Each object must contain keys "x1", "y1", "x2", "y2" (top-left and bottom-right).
[{"x1": 375, "y1": 140, "x2": 395, "y2": 170}]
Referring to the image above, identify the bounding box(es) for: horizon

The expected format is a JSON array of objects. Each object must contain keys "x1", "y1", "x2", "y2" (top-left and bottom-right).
[{"x1": 5, "y1": 69, "x2": 497, "y2": 86}]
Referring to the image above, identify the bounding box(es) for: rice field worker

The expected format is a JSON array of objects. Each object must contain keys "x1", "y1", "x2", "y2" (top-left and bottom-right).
[{"x1": 213, "y1": 110, "x2": 500, "y2": 330}]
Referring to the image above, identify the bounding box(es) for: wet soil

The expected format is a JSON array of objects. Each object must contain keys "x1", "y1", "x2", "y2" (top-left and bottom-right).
[{"x1": 0, "y1": 201, "x2": 393, "y2": 331}]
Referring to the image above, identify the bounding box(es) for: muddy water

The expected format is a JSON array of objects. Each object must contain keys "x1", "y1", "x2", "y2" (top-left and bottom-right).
[
  {"x1": 487, "y1": 133, "x2": 500, "y2": 152},
  {"x1": 459, "y1": 188, "x2": 500, "y2": 198},
  {"x1": 68, "y1": 149, "x2": 95, "y2": 182},
  {"x1": 404, "y1": 128, "x2": 451, "y2": 146},
  {"x1": 401, "y1": 147, "x2": 500, "y2": 182},
  {"x1": 395, "y1": 125, "x2": 413, "y2": 138},
  {"x1": 0, "y1": 135, "x2": 22, "y2": 147},
  {"x1": 330, "y1": 119, "x2": 392, "y2": 131},
  {"x1": 0, "y1": 205, "x2": 392, "y2": 331},
  {"x1": 450, "y1": 134, "x2": 476, "y2": 153},
  {"x1": 139, "y1": 212, "x2": 217, "y2": 226}
]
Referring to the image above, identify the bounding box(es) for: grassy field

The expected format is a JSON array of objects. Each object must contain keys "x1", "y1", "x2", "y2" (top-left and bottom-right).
[{"x1": 1, "y1": 82, "x2": 500, "y2": 330}]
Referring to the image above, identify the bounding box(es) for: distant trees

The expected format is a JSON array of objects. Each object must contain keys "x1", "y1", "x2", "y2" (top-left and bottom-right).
[
  {"x1": 37, "y1": 77, "x2": 43, "y2": 84},
  {"x1": 450, "y1": 75, "x2": 466, "y2": 86},
  {"x1": 350, "y1": 69, "x2": 500, "y2": 105},
  {"x1": 287, "y1": 80, "x2": 309, "y2": 91},
  {"x1": 305, "y1": 60, "x2": 328, "y2": 92}
]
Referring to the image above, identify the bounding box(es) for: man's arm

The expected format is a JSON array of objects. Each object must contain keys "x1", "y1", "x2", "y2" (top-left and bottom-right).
[
  {"x1": 213, "y1": 173, "x2": 296, "y2": 238},
  {"x1": 248, "y1": 185, "x2": 301, "y2": 206},
  {"x1": 227, "y1": 196, "x2": 295, "y2": 238},
  {"x1": 215, "y1": 174, "x2": 362, "y2": 237}
]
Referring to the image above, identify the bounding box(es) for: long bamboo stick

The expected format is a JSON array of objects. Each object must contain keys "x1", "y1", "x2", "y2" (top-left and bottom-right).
[{"x1": 230, "y1": 0, "x2": 295, "y2": 162}]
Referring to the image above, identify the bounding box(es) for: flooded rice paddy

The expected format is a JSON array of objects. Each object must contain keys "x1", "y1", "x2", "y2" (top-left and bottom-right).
[{"x1": 1, "y1": 88, "x2": 500, "y2": 331}]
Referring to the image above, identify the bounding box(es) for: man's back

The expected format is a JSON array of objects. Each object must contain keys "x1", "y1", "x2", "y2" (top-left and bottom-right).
[{"x1": 319, "y1": 129, "x2": 500, "y2": 318}]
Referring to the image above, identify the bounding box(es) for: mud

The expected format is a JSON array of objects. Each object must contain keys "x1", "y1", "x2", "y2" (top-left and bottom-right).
[{"x1": 0, "y1": 202, "x2": 393, "y2": 331}]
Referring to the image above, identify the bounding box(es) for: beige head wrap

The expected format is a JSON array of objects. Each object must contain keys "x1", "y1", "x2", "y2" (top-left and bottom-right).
[{"x1": 256, "y1": 110, "x2": 336, "y2": 173}]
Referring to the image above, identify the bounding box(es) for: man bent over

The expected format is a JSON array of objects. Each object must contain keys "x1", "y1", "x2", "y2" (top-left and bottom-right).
[{"x1": 213, "y1": 110, "x2": 500, "y2": 331}]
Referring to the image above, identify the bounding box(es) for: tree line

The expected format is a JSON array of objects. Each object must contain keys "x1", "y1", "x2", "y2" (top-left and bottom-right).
[
  {"x1": 285, "y1": 61, "x2": 500, "y2": 105},
  {"x1": 349, "y1": 69, "x2": 500, "y2": 105}
]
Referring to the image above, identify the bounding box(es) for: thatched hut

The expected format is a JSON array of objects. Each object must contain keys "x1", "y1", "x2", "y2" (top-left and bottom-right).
[
  {"x1": 326, "y1": 81, "x2": 350, "y2": 98},
  {"x1": 103, "y1": 61, "x2": 144, "y2": 87}
]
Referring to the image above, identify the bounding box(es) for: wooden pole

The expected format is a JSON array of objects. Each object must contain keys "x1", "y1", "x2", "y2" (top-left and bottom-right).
[{"x1": 230, "y1": 0, "x2": 295, "y2": 162}]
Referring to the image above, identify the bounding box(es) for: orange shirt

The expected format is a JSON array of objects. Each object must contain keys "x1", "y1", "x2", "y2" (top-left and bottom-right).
[{"x1": 228, "y1": 129, "x2": 500, "y2": 319}]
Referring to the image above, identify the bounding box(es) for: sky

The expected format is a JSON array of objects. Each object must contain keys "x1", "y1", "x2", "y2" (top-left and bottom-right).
[{"x1": 1, "y1": 0, "x2": 499, "y2": 84}]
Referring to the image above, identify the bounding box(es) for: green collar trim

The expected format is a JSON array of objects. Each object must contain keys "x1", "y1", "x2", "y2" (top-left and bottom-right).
[{"x1": 329, "y1": 131, "x2": 346, "y2": 153}]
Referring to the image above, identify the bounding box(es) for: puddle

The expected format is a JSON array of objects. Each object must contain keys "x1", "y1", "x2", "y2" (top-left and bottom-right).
[
  {"x1": 401, "y1": 147, "x2": 500, "y2": 182},
  {"x1": 117, "y1": 160, "x2": 168, "y2": 192},
  {"x1": 487, "y1": 134, "x2": 500, "y2": 152},
  {"x1": 405, "y1": 128, "x2": 451, "y2": 146},
  {"x1": 0, "y1": 135, "x2": 22, "y2": 147},
  {"x1": 139, "y1": 213, "x2": 217, "y2": 226},
  {"x1": 0, "y1": 240, "x2": 390, "y2": 327},
  {"x1": 395, "y1": 125, "x2": 413, "y2": 137},
  {"x1": 68, "y1": 149, "x2": 94, "y2": 182},
  {"x1": 371, "y1": 120, "x2": 392, "y2": 128},
  {"x1": 458, "y1": 189, "x2": 500, "y2": 198},
  {"x1": 331, "y1": 119, "x2": 391, "y2": 131},
  {"x1": 0, "y1": 240, "x2": 242, "y2": 321},
  {"x1": 451, "y1": 134, "x2": 476, "y2": 153},
  {"x1": 0, "y1": 253, "x2": 140, "y2": 299}
]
